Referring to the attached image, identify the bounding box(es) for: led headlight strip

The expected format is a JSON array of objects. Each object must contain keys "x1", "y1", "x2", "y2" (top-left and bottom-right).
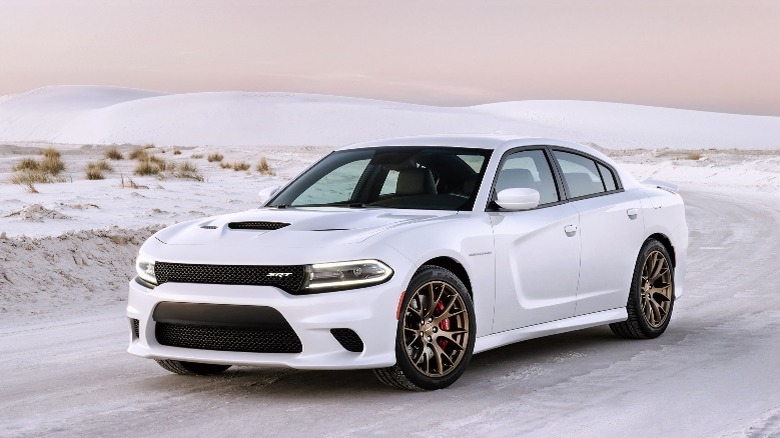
[{"x1": 305, "y1": 259, "x2": 393, "y2": 290}]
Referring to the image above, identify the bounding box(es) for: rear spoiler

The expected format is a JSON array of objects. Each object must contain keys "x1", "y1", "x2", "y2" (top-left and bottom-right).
[{"x1": 642, "y1": 179, "x2": 678, "y2": 194}]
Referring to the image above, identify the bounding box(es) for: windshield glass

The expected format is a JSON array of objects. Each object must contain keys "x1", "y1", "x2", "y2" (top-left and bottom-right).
[{"x1": 267, "y1": 147, "x2": 492, "y2": 211}]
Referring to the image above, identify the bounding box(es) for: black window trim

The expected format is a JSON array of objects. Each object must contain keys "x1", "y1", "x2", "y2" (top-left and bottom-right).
[
  {"x1": 549, "y1": 146, "x2": 624, "y2": 201},
  {"x1": 485, "y1": 145, "x2": 624, "y2": 212}
]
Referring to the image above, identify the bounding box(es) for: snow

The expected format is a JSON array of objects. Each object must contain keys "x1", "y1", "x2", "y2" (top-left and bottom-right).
[{"x1": 1, "y1": 87, "x2": 779, "y2": 436}]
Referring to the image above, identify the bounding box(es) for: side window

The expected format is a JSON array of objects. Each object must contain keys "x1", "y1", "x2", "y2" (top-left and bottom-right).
[
  {"x1": 553, "y1": 151, "x2": 607, "y2": 198},
  {"x1": 495, "y1": 149, "x2": 559, "y2": 205},
  {"x1": 597, "y1": 163, "x2": 617, "y2": 191}
]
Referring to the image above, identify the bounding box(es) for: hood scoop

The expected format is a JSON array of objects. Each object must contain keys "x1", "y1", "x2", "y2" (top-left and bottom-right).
[{"x1": 227, "y1": 221, "x2": 290, "y2": 231}]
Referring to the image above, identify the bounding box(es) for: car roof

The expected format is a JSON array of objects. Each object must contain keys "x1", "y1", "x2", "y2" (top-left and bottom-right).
[{"x1": 339, "y1": 134, "x2": 639, "y2": 189}]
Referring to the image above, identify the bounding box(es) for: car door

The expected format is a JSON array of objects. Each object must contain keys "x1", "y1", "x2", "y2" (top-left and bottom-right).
[
  {"x1": 551, "y1": 149, "x2": 647, "y2": 316},
  {"x1": 489, "y1": 148, "x2": 581, "y2": 333}
]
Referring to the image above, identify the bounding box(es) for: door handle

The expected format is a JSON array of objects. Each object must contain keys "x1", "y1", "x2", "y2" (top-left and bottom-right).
[
  {"x1": 627, "y1": 208, "x2": 639, "y2": 220},
  {"x1": 564, "y1": 224, "x2": 578, "y2": 236}
]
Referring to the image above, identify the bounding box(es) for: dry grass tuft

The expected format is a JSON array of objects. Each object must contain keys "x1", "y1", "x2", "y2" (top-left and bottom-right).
[
  {"x1": 207, "y1": 152, "x2": 224, "y2": 162},
  {"x1": 13, "y1": 158, "x2": 41, "y2": 172},
  {"x1": 143, "y1": 144, "x2": 155, "y2": 150},
  {"x1": 191, "y1": 153, "x2": 204, "y2": 159},
  {"x1": 10, "y1": 169, "x2": 51, "y2": 193},
  {"x1": 85, "y1": 161, "x2": 107, "y2": 180},
  {"x1": 40, "y1": 147, "x2": 61, "y2": 159},
  {"x1": 128, "y1": 148, "x2": 149, "y2": 160},
  {"x1": 104, "y1": 147, "x2": 124, "y2": 160},
  {"x1": 134, "y1": 159, "x2": 161, "y2": 176},
  {"x1": 232, "y1": 161, "x2": 250, "y2": 171},
  {"x1": 40, "y1": 152, "x2": 65, "y2": 175},
  {"x1": 173, "y1": 148, "x2": 182, "y2": 155},
  {"x1": 256, "y1": 156, "x2": 275, "y2": 175},
  {"x1": 174, "y1": 161, "x2": 204, "y2": 181},
  {"x1": 684, "y1": 152, "x2": 704, "y2": 160}
]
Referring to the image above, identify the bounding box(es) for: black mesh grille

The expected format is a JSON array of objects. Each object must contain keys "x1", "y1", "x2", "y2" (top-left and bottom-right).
[
  {"x1": 330, "y1": 328, "x2": 364, "y2": 352},
  {"x1": 156, "y1": 323, "x2": 302, "y2": 353},
  {"x1": 131, "y1": 318, "x2": 140, "y2": 338},
  {"x1": 228, "y1": 221, "x2": 290, "y2": 230},
  {"x1": 154, "y1": 262, "x2": 306, "y2": 293}
]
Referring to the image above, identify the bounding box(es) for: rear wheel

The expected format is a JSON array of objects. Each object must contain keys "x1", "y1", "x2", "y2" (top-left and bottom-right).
[
  {"x1": 610, "y1": 239, "x2": 675, "y2": 339},
  {"x1": 155, "y1": 359, "x2": 231, "y2": 375},
  {"x1": 374, "y1": 265, "x2": 475, "y2": 390}
]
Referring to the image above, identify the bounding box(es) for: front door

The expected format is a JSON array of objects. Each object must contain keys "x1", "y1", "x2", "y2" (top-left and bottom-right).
[{"x1": 489, "y1": 149, "x2": 581, "y2": 333}]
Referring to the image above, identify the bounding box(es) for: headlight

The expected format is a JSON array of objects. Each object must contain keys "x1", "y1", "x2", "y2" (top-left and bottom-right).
[
  {"x1": 304, "y1": 259, "x2": 392, "y2": 290},
  {"x1": 135, "y1": 254, "x2": 157, "y2": 286}
]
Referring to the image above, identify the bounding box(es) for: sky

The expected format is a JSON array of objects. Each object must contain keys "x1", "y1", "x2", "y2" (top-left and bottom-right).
[{"x1": 0, "y1": 0, "x2": 778, "y2": 115}]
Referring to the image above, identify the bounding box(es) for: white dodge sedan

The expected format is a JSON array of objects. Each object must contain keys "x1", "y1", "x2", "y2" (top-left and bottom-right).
[{"x1": 128, "y1": 135, "x2": 687, "y2": 390}]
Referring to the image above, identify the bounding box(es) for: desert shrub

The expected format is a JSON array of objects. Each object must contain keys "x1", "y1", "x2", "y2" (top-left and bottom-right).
[
  {"x1": 134, "y1": 159, "x2": 161, "y2": 176},
  {"x1": 128, "y1": 148, "x2": 148, "y2": 160},
  {"x1": 104, "y1": 147, "x2": 124, "y2": 160},
  {"x1": 86, "y1": 160, "x2": 112, "y2": 175},
  {"x1": 191, "y1": 153, "x2": 204, "y2": 159},
  {"x1": 232, "y1": 161, "x2": 250, "y2": 171},
  {"x1": 10, "y1": 169, "x2": 51, "y2": 193},
  {"x1": 147, "y1": 155, "x2": 174, "y2": 171},
  {"x1": 256, "y1": 157, "x2": 275, "y2": 175},
  {"x1": 143, "y1": 144, "x2": 155, "y2": 149},
  {"x1": 40, "y1": 147, "x2": 61, "y2": 159},
  {"x1": 173, "y1": 148, "x2": 182, "y2": 155},
  {"x1": 219, "y1": 162, "x2": 232, "y2": 169},
  {"x1": 40, "y1": 153, "x2": 65, "y2": 175},
  {"x1": 207, "y1": 153, "x2": 224, "y2": 162},
  {"x1": 174, "y1": 161, "x2": 204, "y2": 181},
  {"x1": 685, "y1": 152, "x2": 703, "y2": 160},
  {"x1": 85, "y1": 162, "x2": 106, "y2": 180},
  {"x1": 13, "y1": 158, "x2": 41, "y2": 172}
]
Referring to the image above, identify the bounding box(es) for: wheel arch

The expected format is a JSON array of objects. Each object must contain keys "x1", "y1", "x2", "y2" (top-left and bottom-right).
[
  {"x1": 417, "y1": 256, "x2": 473, "y2": 297},
  {"x1": 646, "y1": 233, "x2": 676, "y2": 267}
]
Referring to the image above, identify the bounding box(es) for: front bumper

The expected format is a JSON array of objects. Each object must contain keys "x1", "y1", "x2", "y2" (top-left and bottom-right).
[{"x1": 126, "y1": 275, "x2": 405, "y2": 370}]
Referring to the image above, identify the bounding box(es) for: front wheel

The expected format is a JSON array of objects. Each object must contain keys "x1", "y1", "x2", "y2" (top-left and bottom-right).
[
  {"x1": 155, "y1": 359, "x2": 231, "y2": 375},
  {"x1": 610, "y1": 239, "x2": 675, "y2": 339},
  {"x1": 374, "y1": 265, "x2": 476, "y2": 390}
]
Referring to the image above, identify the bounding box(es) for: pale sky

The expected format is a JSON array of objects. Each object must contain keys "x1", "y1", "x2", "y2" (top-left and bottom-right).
[{"x1": 1, "y1": 0, "x2": 778, "y2": 115}]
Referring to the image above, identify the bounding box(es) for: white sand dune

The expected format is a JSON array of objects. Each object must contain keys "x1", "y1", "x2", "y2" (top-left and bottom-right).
[{"x1": 2, "y1": 86, "x2": 779, "y2": 149}]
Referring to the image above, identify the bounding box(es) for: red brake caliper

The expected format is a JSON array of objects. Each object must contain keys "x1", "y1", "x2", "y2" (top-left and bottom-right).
[{"x1": 436, "y1": 301, "x2": 450, "y2": 349}]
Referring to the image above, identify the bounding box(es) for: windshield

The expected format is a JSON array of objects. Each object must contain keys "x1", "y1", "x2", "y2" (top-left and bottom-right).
[{"x1": 267, "y1": 147, "x2": 492, "y2": 211}]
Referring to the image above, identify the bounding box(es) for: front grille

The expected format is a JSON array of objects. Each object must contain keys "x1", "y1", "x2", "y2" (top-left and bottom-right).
[
  {"x1": 156, "y1": 323, "x2": 302, "y2": 353},
  {"x1": 154, "y1": 262, "x2": 306, "y2": 293},
  {"x1": 228, "y1": 221, "x2": 290, "y2": 230},
  {"x1": 331, "y1": 328, "x2": 364, "y2": 352},
  {"x1": 131, "y1": 318, "x2": 140, "y2": 338},
  {"x1": 152, "y1": 302, "x2": 303, "y2": 354}
]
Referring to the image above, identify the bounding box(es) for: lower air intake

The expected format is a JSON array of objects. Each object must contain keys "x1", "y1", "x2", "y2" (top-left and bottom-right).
[
  {"x1": 330, "y1": 328, "x2": 364, "y2": 353},
  {"x1": 131, "y1": 318, "x2": 140, "y2": 338}
]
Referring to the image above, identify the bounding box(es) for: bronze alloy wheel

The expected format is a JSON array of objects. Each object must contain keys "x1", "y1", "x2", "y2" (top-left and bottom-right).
[
  {"x1": 640, "y1": 250, "x2": 673, "y2": 328},
  {"x1": 401, "y1": 280, "x2": 471, "y2": 378}
]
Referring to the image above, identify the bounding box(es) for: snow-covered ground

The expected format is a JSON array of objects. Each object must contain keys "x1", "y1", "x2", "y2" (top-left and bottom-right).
[{"x1": 1, "y1": 88, "x2": 780, "y2": 436}]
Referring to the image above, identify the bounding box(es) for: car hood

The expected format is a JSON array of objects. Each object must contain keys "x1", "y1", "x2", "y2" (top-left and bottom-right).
[{"x1": 154, "y1": 207, "x2": 458, "y2": 247}]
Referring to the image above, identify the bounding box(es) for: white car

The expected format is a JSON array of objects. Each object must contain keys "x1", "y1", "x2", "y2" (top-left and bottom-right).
[{"x1": 127, "y1": 135, "x2": 687, "y2": 390}]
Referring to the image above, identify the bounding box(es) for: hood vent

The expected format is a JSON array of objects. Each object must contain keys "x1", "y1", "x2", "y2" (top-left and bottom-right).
[{"x1": 227, "y1": 221, "x2": 290, "y2": 231}]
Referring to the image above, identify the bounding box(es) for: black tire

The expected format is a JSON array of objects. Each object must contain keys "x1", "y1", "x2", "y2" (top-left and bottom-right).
[
  {"x1": 373, "y1": 265, "x2": 476, "y2": 391},
  {"x1": 155, "y1": 359, "x2": 232, "y2": 375},
  {"x1": 610, "y1": 239, "x2": 675, "y2": 339}
]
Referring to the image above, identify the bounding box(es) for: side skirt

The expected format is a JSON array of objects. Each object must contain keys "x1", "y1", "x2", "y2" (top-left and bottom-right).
[{"x1": 474, "y1": 307, "x2": 627, "y2": 354}]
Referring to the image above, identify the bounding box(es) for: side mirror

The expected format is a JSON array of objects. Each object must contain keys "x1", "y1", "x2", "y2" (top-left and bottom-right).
[
  {"x1": 495, "y1": 188, "x2": 540, "y2": 211},
  {"x1": 258, "y1": 185, "x2": 281, "y2": 204}
]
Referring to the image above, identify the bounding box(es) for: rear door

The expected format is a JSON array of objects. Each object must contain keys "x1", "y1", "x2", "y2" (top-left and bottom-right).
[{"x1": 551, "y1": 149, "x2": 647, "y2": 316}]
